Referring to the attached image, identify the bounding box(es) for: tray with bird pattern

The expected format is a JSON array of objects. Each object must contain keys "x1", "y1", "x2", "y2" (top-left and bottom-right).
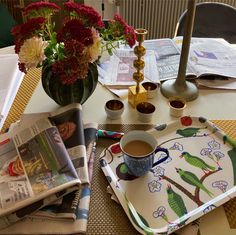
[{"x1": 99, "y1": 116, "x2": 236, "y2": 235}]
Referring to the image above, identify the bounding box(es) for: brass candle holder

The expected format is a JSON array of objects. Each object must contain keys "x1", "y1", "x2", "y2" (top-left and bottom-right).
[{"x1": 128, "y1": 28, "x2": 148, "y2": 108}]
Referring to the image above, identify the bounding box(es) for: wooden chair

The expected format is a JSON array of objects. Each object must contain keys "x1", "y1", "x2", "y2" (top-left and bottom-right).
[{"x1": 174, "y1": 2, "x2": 236, "y2": 44}]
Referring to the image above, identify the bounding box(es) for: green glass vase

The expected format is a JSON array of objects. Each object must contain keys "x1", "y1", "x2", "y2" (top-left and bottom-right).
[{"x1": 41, "y1": 62, "x2": 98, "y2": 106}]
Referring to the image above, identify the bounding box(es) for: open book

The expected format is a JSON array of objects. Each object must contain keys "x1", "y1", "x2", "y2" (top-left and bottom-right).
[
  {"x1": 143, "y1": 37, "x2": 236, "y2": 89},
  {"x1": 0, "y1": 103, "x2": 90, "y2": 229}
]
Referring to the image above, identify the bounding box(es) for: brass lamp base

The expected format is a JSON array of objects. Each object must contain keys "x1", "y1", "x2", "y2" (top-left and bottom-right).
[
  {"x1": 128, "y1": 85, "x2": 147, "y2": 108},
  {"x1": 160, "y1": 79, "x2": 199, "y2": 101}
]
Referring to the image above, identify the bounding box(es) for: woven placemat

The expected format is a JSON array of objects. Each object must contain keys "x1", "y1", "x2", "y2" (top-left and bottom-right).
[{"x1": 87, "y1": 121, "x2": 236, "y2": 234}]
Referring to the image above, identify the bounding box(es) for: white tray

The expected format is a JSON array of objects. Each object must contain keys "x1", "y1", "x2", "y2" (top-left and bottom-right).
[{"x1": 100, "y1": 116, "x2": 236, "y2": 234}]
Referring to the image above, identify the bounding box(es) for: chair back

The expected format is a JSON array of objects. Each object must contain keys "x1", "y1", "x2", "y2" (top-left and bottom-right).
[{"x1": 175, "y1": 2, "x2": 236, "y2": 43}]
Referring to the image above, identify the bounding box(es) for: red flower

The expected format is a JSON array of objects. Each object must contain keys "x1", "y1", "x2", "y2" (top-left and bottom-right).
[
  {"x1": 64, "y1": 39, "x2": 85, "y2": 56},
  {"x1": 57, "y1": 19, "x2": 93, "y2": 46},
  {"x1": 111, "y1": 143, "x2": 122, "y2": 154},
  {"x1": 64, "y1": 2, "x2": 104, "y2": 28},
  {"x1": 124, "y1": 25, "x2": 136, "y2": 47},
  {"x1": 52, "y1": 53, "x2": 90, "y2": 84},
  {"x1": 23, "y1": 1, "x2": 60, "y2": 17},
  {"x1": 180, "y1": 116, "x2": 193, "y2": 126},
  {"x1": 11, "y1": 0, "x2": 136, "y2": 85},
  {"x1": 11, "y1": 17, "x2": 46, "y2": 53},
  {"x1": 64, "y1": 2, "x2": 80, "y2": 12},
  {"x1": 114, "y1": 14, "x2": 127, "y2": 28}
]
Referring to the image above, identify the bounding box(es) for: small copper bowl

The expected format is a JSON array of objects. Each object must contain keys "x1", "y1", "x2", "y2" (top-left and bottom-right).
[
  {"x1": 105, "y1": 99, "x2": 124, "y2": 119},
  {"x1": 142, "y1": 82, "x2": 158, "y2": 99},
  {"x1": 136, "y1": 102, "x2": 155, "y2": 122},
  {"x1": 168, "y1": 97, "x2": 186, "y2": 117}
]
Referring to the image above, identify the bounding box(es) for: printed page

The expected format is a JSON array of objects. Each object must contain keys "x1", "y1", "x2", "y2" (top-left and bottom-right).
[
  {"x1": 0, "y1": 134, "x2": 32, "y2": 209},
  {"x1": 0, "y1": 119, "x2": 80, "y2": 216},
  {"x1": 143, "y1": 39, "x2": 196, "y2": 81},
  {"x1": 16, "y1": 104, "x2": 89, "y2": 184},
  {"x1": 197, "y1": 77, "x2": 236, "y2": 90},
  {"x1": 48, "y1": 104, "x2": 89, "y2": 184},
  {"x1": 100, "y1": 49, "x2": 159, "y2": 88},
  {"x1": 0, "y1": 54, "x2": 24, "y2": 130},
  {"x1": 174, "y1": 37, "x2": 236, "y2": 79}
]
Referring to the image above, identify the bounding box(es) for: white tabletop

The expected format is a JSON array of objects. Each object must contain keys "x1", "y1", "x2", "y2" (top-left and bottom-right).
[
  {"x1": 25, "y1": 81, "x2": 236, "y2": 124},
  {"x1": 1, "y1": 45, "x2": 236, "y2": 124}
]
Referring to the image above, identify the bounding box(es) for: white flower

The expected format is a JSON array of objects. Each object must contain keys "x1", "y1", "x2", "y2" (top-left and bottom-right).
[
  {"x1": 19, "y1": 37, "x2": 48, "y2": 70},
  {"x1": 88, "y1": 27, "x2": 102, "y2": 62}
]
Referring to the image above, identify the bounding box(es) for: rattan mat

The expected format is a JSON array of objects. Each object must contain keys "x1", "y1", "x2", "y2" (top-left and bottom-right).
[{"x1": 87, "y1": 122, "x2": 236, "y2": 235}]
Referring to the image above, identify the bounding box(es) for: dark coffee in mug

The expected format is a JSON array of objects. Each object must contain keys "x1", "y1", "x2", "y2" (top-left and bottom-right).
[{"x1": 123, "y1": 140, "x2": 153, "y2": 157}]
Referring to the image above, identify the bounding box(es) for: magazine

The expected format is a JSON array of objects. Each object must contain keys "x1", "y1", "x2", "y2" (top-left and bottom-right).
[
  {"x1": 144, "y1": 37, "x2": 236, "y2": 84},
  {"x1": 0, "y1": 122, "x2": 98, "y2": 234},
  {"x1": 98, "y1": 37, "x2": 236, "y2": 90},
  {"x1": 0, "y1": 115, "x2": 81, "y2": 229}
]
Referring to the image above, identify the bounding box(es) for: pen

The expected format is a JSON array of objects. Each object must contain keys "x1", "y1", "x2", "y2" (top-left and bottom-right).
[{"x1": 98, "y1": 129, "x2": 124, "y2": 139}]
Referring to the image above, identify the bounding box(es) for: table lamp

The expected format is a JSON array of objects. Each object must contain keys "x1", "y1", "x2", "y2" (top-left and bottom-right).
[
  {"x1": 160, "y1": 0, "x2": 199, "y2": 101},
  {"x1": 128, "y1": 29, "x2": 148, "y2": 108}
]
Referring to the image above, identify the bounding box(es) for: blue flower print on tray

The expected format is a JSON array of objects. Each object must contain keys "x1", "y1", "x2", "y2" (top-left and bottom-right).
[{"x1": 100, "y1": 116, "x2": 236, "y2": 235}]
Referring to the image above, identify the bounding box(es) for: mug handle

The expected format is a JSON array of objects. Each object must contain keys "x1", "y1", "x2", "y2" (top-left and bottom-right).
[{"x1": 152, "y1": 147, "x2": 169, "y2": 167}]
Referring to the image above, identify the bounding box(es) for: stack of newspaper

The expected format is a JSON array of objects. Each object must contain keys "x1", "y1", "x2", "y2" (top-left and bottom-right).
[{"x1": 0, "y1": 103, "x2": 98, "y2": 234}]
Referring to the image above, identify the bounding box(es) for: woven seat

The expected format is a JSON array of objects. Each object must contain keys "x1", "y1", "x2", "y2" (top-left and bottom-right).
[{"x1": 175, "y1": 2, "x2": 236, "y2": 43}]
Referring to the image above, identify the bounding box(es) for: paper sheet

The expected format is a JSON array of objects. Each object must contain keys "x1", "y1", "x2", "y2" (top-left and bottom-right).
[{"x1": 0, "y1": 54, "x2": 24, "y2": 130}]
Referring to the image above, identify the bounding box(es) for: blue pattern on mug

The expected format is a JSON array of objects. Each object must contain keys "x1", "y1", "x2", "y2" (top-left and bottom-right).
[
  {"x1": 120, "y1": 130, "x2": 170, "y2": 177},
  {"x1": 124, "y1": 147, "x2": 169, "y2": 177}
]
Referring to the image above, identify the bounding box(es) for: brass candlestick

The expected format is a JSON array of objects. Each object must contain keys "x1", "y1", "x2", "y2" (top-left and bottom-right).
[
  {"x1": 128, "y1": 29, "x2": 148, "y2": 107},
  {"x1": 160, "y1": 0, "x2": 198, "y2": 101}
]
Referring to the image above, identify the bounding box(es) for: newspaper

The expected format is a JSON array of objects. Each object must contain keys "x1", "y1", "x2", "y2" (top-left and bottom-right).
[
  {"x1": 143, "y1": 38, "x2": 195, "y2": 81},
  {"x1": 0, "y1": 115, "x2": 81, "y2": 229},
  {"x1": 12, "y1": 103, "x2": 89, "y2": 185},
  {"x1": 29, "y1": 122, "x2": 98, "y2": 222},
  {"x1": 143, "y1": 37, "x2": 236, "y2": 89},
  {"x1": 0, "y1": 121, "x2": 98, "y2": 234},
  {"x1": 98, "y1": 48, "x2": 160, "y2": 88}
]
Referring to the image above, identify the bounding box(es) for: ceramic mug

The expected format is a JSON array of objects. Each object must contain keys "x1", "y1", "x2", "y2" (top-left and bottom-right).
[{"x1": 120, "y1": 130, "x2": 169, "y2": 177}]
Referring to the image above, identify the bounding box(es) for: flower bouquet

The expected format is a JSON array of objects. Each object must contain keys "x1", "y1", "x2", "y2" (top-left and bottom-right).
[{"x1": 12, "y1": 1, "x2": 136, "y2": 105}]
